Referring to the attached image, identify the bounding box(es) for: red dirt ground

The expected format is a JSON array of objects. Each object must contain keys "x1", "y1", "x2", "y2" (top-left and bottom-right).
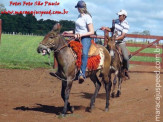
[{"x1": 0, "y1": 65, "x2": 162, "y2": 122}]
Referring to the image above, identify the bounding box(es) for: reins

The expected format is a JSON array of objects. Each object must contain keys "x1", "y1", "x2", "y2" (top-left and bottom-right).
[
  {"x1": 53, "y1": 44, "x2": 68, "y2": 53},
  {"x1": 53, "y1": 35, "x2": 77, "y2": 53}
]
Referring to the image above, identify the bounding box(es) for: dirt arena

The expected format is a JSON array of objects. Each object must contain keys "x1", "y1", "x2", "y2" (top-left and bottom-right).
[{"x1": 0, "y1": 65, "x2": 162, "y2": 122}]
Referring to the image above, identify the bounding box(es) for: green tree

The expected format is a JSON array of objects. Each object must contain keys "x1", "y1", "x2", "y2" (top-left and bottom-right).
[
  {"x1": 141, "y1": 30, "x2": 150, "y2": 35},
  {"x1": 59, "y1": 20, "x2": 75, "y2": 32},
  {"x1": 24, "y1": 14, "x2": 37, "y2": 34},
  {"x1": 0, "y1": 13, "x2": 75, "y2": 35}
]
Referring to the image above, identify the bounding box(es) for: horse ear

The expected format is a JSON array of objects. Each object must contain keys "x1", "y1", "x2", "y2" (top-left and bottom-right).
[{"x1": 52, "y1": 23, "x2": 61, "y2": 32}]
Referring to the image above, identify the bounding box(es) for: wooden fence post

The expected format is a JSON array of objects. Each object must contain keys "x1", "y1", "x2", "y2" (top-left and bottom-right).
[
  {"x1": 0, "y1": 19, "x2": 2, "y2": 42},
  {"x1": 161, "y1": 45, "x2": 163, "y2": 69}
]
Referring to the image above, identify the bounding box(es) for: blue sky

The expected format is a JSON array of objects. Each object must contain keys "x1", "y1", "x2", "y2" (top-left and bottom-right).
[{"x1": 1, "y1": 0, "x2": 163, "y2": 36}]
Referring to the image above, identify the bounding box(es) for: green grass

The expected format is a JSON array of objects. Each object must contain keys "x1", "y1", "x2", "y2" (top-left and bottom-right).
[
  {"x1": 127, "y1": 46, "x2": 162, "y2": 62},
  {"x1": 0, "y1": 34, "x2": 54, "y2": 69},
  {"x1": 130, "y1": 56, "x2": 156, "y2": 62},
  {"x1": 127, "y1": 47, "x2": 162, "y2": 53},
  {"x1": 0, "y1": 34, "x2": 162, "y2": 69}
]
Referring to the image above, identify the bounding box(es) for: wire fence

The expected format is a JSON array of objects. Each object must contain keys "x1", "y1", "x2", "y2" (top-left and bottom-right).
[{"x1": 1, "y1": 32, "x2": 43, "y2": 37}]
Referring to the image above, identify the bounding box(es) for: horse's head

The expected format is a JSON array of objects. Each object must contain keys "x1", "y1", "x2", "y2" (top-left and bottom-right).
[
  {"x1": 37, "y1": 23, "x2": 62, "y2": 55},
  {"x1": 106, "y1": 35, "x2": 116, "y2": 50},
  {"x1": 106, "y1": 35, "x2": 116, "y2": 57}
]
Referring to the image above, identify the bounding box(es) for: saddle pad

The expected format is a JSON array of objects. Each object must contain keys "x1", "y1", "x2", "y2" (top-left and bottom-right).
[
  {"x1": 97, "y1": 48, "x2": 105, "y2": 69},
  {"x1": 86, "y1": 48, "x2": 105, "y2": 71}
]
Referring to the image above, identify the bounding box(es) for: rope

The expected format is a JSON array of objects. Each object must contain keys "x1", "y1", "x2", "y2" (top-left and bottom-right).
[{"x1": 48, "y1": 54, "x2": 52, "y2": 66}]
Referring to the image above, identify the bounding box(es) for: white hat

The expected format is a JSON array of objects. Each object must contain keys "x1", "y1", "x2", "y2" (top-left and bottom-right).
[{"x1": 117, "y1": 9, "x2": 127, "y2": 16}]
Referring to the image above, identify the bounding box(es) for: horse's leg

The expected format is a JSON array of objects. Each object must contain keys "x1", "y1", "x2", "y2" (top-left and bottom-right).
[
  {"x1": 116, "y1": 76, "x2": 122, "y2": 97},
  {"x1": 111, "y1": 74, "x2": 116, "y2": 98},
  {"x1": 104, "y1": 75, "x2": 112, "y2": 112},
  {"x1": 89, "y1": 75, "x2": 101, "y2": 112},
  {"x1": 61, "y1": 79, "x2": 73, "y2": 116},
  {"x1": 111, "y1": 70, "x2": 118, "y2": 98}
]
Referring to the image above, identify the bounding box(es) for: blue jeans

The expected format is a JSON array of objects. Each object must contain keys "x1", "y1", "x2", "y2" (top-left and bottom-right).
[{"x1": 79, "y1": 37, "x2": 91, "y2": 78}]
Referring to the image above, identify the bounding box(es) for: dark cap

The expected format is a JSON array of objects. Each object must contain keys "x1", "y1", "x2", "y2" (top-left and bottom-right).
[{"x1": 75, "y1": 1, "x2": 86, "y2": 8}]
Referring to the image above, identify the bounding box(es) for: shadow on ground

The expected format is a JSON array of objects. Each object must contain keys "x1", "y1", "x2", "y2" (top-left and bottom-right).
[{"x1": 14, "y1": 104, "x2": 85, "y2": 115}]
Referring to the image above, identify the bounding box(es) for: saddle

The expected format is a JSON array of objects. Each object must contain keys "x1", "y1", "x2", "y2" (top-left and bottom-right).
[{"x1": 88, "y1": 41, "x2": 100, "y2": 57}]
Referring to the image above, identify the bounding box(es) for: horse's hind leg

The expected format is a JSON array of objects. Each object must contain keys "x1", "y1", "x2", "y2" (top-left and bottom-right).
[
  {"x1": 89, "y1": 75, "x2": 101, "y2": 112},
  {"x1": 104, "y1": 80, "x2": 112, "y2": 112},
  {"x1": 111, "y1": 70, "x2": 118, "y2": 98},
  {"x1": 61, "y1": 80, "x2": 73, "y2": 116}
]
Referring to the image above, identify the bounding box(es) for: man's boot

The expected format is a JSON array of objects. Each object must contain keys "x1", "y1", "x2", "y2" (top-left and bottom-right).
[{"x1": 124, "y1": 69, "x2": 130, "y2": 80}]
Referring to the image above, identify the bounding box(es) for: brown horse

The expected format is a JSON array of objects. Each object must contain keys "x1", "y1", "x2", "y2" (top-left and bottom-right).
[
  {"x1": 106, "y1": 35, "x2": 124, "y2": 97},
  {"x1": 37, "y1": 23, "x2": 112, "y2": 116}
]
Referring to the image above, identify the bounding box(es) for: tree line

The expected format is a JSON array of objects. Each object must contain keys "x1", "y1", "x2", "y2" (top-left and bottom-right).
[
  {"x1": 0, "y1": 4, "x2": 151, "y2": 37},
  {"x1": 0, "y1": 13, "x2": 75, "y2": 35}
]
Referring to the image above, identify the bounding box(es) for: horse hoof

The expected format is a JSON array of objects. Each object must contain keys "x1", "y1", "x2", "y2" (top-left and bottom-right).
[
  {"x1": 116, "y1": 91, "x2": 121, "y2": 97},
  {"x1": 70, "y1": 106, "x2": 74, "y2": 113},
  {"x1": 91, "y1": 104, "x2": 95, "y2": 109},
  {"x1": 89, "y1": 108, "x2": 92, "y2": 113},
  {"x1": 90, "y1": 104, "x2": 95, "y2": 111},
  {"x1": 85, "y1": 106, "x2": 93, "y2": 113},
  {"x1": 111, "y1": 92, "x2": 115, "y2": 98},
  {"x1": 90, "y1": 106, "x2": 95, "y2": 112},
  {"x1": 60, "y1": 113, "x2": 66, "y2": 118},
  {"x1": 85, "y1": 107, "x2": 91, "y2": 112},
  {"x1": 105, "y1": 108, "x2": 109, "y2": 112}
]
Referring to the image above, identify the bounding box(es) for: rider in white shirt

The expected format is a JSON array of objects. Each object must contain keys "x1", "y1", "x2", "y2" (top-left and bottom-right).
[
  {"x1": 101, "y1": 9, "x2": 130, "y2": 79},
  {"x1": 63, "y1": 1, "x2": 94, "y2": 83}
]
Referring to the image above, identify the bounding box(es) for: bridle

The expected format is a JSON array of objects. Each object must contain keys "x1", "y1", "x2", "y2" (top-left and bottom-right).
[{"x1": 40, "y1": 34, "x2": 73, "y2": 53}]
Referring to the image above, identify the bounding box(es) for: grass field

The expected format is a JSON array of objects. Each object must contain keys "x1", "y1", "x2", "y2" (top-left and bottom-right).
[
  {"x1": 0, "y1": 34, "x2": 54, "y2": 69},
  {"x1": 128, "y1": 46, "x2": 162, "y2": 62},
  {"x1": 0, "y1": 34, "x2": 162, "y2": 69}
]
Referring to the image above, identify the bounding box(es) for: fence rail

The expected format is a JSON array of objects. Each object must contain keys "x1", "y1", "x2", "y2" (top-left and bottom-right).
[
  {"x1": 126, "y1": 43, "x2": 163, "y2": 68},
  {"x1": 125, "y1": 35, "x2": 163, "y2": 69},
  {"x1": 63, "y1": 33, "x2": 163, "y2": 69},
  {"x1": 126, "y1": 34, "x2": 163, "y2": 39},
  {"x1": 126, "y1": 34, "x2": 163, "y2": 69},
  {"x1": 126, "y1": 43, "x2": 159, "y2": 48}
]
